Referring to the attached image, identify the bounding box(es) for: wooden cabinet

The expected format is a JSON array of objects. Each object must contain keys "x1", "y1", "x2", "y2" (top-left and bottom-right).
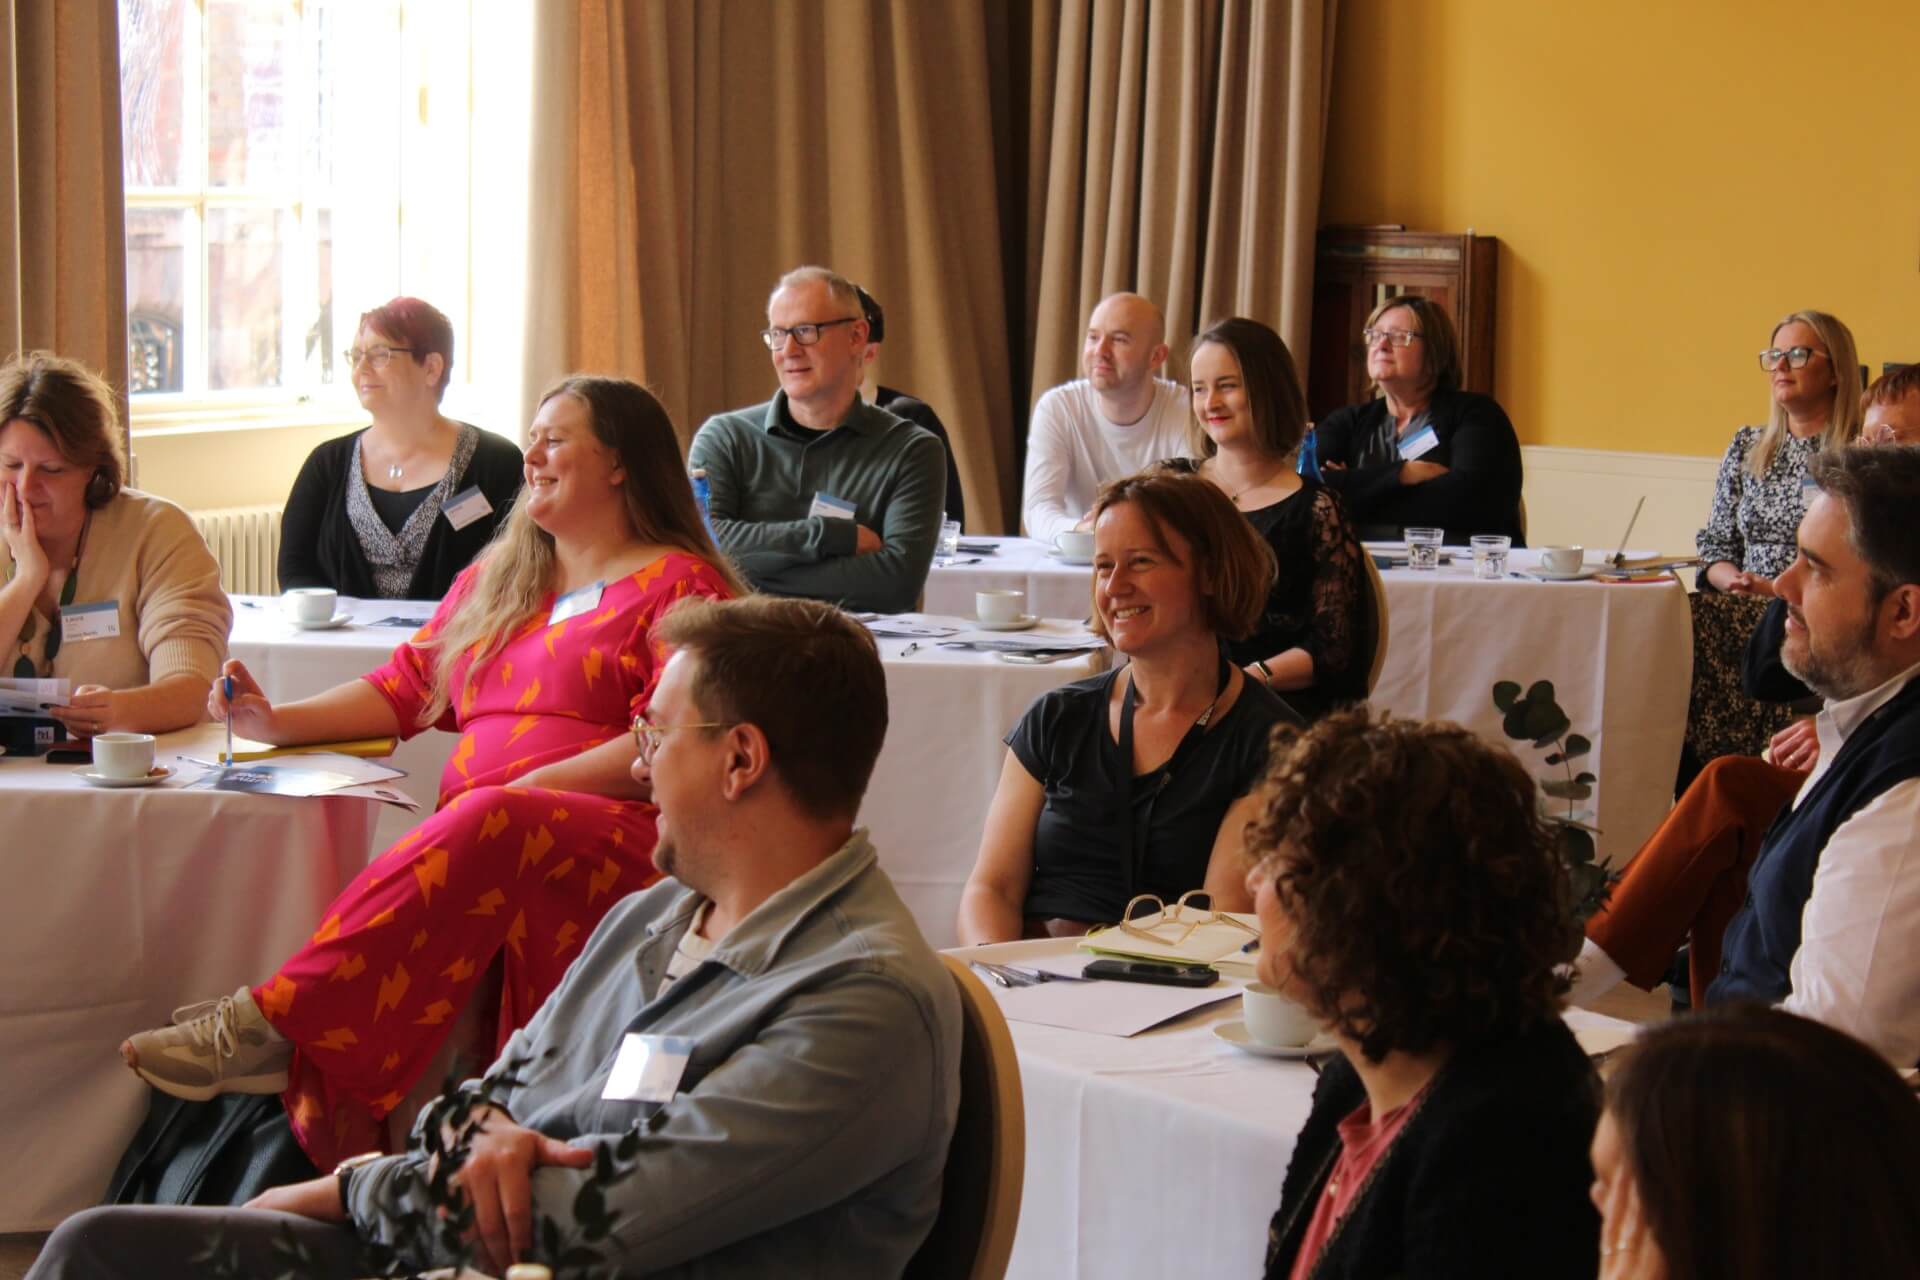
[{"x1": 1307, "y1": 227, "x2": 1498, "y2": 422}]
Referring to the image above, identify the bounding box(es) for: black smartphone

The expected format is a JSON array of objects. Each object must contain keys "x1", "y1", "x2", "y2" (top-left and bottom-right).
[
  {"x1": 45, "y1": 747, "x2": 91, "y2": 764},
  {"x1": 1082, "y1": 958, "x2": 1218, "y2": 988}
]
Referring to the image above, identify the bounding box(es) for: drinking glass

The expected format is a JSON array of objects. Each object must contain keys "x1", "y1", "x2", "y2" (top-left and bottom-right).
[
  {"x1": 935, "y1": 519, "x2": 962, "y2": 567},
  {"x1": 1471, "y1": 534, "x2": 1512, "y2": 579},
  {"x1": 1405, "y1": 527, "x2": 1444, "y2": 571}
]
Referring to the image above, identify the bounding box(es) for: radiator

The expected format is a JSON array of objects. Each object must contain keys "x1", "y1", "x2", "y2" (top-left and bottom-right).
[{"x1": 190, "y1": 504, "x2": 284, "y2": 596}]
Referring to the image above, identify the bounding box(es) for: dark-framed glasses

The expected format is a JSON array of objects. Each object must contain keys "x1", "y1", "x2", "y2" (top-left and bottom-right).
[
  {"x1": 631, "y1": 713, "x2": 734, "y2": 762},
  {"x1": 759, "y1": 318, "x2": 859, "y2": 350},
  {"x1": 1758, "y1": 346, "x2": 1826, "y2": 372},
  {"x1": 1362, "y1": 327, "x2": 1422, "y2": 349},
  {"x1": 343, "y1": 344, "x2": 415, "y2": 370}
]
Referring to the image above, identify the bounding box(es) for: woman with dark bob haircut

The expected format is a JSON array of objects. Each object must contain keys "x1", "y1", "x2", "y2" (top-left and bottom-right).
[
  {"x1": 957, "y1": 469, "x2": 1297, "y2": 942},
  {"x1": 1593, "y1": 1005, "x2": 1920, "y2": 1280},
  {"x1": 1249, "y1": 709, "x2": 1600, "y2": 1278}
]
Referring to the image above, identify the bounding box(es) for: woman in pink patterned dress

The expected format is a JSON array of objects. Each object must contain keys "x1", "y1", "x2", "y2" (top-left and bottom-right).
[{"x1": 122, "y1": 376, "x2": 743, "y2": 1166}]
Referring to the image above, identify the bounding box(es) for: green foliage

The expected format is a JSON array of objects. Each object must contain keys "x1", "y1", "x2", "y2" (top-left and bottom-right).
[{"x1": 1491, "y1": 679, "x2": 1620, "y2": 952}]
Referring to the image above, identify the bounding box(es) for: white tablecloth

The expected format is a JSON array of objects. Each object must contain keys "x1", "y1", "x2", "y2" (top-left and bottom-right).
[
  {"x1": 0, "y1": 742, "x2": 375, "y2": 1230},
  {"x1": 957, "y1": 938, "x2": 1636, "y2": 1278},
  {"x1": 929, "y1": 542, "x2": 1690, "y2": 862},
  {"x1": 230, "y1": 597, "x2": 1107, "y2": 950}
]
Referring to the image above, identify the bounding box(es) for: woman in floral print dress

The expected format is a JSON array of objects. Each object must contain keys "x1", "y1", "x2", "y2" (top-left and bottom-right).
[{"x1": 122, "y1": 376, "x2": 743, "y2": 1166}]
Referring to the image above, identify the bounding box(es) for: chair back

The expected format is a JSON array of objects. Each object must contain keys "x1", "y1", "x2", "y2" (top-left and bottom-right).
[
  {"x1": 1363, "y1": 553, "x2": 1391, "y2": 694},
  {"x1": 905, "y1": 955, "x2": 1026, "y2": 1280},
  {"x1": 1517, "y1": 492, "x2": 1530, "y2": 543}
]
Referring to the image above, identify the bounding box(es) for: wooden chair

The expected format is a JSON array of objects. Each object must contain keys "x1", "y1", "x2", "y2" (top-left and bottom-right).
[
  {"x1": 905, "y1": 955, "x2": 1027, "y2": 1280},
  {"x1": 1363, "y1": 553, "x2": 1391, "y2": 695}
]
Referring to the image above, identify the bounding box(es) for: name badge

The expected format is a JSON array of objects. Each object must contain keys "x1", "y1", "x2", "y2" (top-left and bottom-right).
[
  {"x1": 809, "y1": 491, "x2": 857, "y2": 522},
  {"x1": 549, "y1": 580, "x2": 605, "y2": 625},
  {"x1": 442, "y1": 485, "x2": 494, "y2": 531},
  {"x1": 1398, "y1": 424, "x2": 1440, "y2": 461},
  {"x1": 600, "y1": 1033, "x2": 695, "y2": 1103},
  {"x1": 60, "y1": 601, "x2": 121, "y2": 643},
  {"x1": 1799, "y1": 472, "x2": 1821, "y2": 498}
]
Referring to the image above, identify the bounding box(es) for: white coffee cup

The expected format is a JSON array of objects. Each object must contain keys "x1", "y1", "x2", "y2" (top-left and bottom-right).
[
  {"x1": 1242, "y1": 982, "x2": 1322, "y2": 1048},
  {"x1": 976, "y1": 588, "x2": 1027, "y2": 624},
  {"x1": 92, "y1": 731, "x2": 156, "y2": 780},
  {"x1": 1538, "y1": 545, "x2": 1586, "y2": 576},
  {"x1": 283, "y1": 587, "x2": 338, "y2": 623},
  {"x1": 1053, "y1": 529, "x2": 1095, "y2": 560}
]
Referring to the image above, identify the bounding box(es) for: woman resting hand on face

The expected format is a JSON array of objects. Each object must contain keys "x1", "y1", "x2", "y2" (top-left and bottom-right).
[
  {"x1": 0, "y1": 351, "x2": 229, "y2": 738},
  {"x1": 956, "y1": 469, "x2": 1296, "y2": 945}
]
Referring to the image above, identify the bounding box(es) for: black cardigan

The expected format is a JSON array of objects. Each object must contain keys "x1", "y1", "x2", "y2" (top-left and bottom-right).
[
  {"x1": 1265, "y1": 1018, "x2": 1600, "y2": 1280},
  {"x1": 876, "y1": 385, "x2": 965, "y2": 525},
  {"x1": 278, "y1": 426, "x2": 524, "y2": 600},
  {"x1": 1315, "y1": 387, "x2": 1525, "y2": 544}
]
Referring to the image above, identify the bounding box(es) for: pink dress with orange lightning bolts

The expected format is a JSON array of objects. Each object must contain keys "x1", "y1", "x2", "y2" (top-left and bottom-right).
[{"x1": 253, "y1": 552, "x2": 732, "y2": 1167}]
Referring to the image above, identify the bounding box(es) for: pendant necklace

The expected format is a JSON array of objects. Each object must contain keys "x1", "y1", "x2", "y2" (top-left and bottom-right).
[{"x1": 387, "y1": 462, "x2": 403, "y2": 481}]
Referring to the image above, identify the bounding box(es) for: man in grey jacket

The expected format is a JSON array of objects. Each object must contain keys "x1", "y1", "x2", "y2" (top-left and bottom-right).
[{"x1": 32, "y1": 597, "x2": 963, "y2": 1279}]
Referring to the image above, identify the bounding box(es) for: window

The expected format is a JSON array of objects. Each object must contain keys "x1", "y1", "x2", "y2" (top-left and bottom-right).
[{"x1": 117, "y1": 0, "x2": 511, "y2": 428}]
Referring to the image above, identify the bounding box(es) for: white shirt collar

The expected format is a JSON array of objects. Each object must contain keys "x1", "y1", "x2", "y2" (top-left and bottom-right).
[{"x1": 1810, "y1": 660, "x2": 1920, "y2": 784}]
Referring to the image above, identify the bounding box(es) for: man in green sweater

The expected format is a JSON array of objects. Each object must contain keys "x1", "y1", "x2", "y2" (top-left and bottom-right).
[{"x1": 689, "y1": 266, "x2": 946, "y2": 614}]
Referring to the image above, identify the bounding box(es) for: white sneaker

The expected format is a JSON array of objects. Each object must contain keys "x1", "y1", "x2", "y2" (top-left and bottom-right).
[{"x1": 121, "y1": 986, "x2": 292, "y2": 1100}]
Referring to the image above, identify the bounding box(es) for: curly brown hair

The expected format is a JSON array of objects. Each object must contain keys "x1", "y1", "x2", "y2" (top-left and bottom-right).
[{"x1": 1247, "y1": 708, "x2": 1571, "y2": 1062}]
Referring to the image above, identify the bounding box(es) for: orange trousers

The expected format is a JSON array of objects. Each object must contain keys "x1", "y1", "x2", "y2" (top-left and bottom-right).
[{"x1": 1585, "y1": 754, "x2": 1807, "y2": 1008}]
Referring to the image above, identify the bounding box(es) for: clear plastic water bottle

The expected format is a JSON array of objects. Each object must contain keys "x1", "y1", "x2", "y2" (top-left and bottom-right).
[{"x1": 1297, "y1": 426, "x2": 1323, "y2": 484}]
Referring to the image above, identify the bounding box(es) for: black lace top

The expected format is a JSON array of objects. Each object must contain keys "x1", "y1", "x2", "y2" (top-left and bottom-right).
[{"x1": 1231, "y1": 481, "x2": 1374, "y2": 720}]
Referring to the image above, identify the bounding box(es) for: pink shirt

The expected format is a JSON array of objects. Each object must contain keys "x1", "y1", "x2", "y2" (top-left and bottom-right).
[{"x1": 1288, "y1": 1086, "x2": 1428, "y2": 1279}]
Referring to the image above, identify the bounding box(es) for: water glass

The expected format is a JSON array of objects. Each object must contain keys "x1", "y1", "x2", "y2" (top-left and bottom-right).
[
  {"x1": 935, "y1": 519, "x2": 962, "y2": 567},
  {"x1": 1405, "y1": 527, "x2": 1444, "y2": 571},
  {"x1": 1471, "y1": 534, "x2": 1512, "y2": 580}
]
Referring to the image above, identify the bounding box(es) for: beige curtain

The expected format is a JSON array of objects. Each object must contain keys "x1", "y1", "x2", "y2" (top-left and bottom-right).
[
  {"x1": 0, "y1": 0, "x2": 129, "y2": 428},
  {"x1": 527, "y1": 0, "x2": 1336, "y2": 533},
  {"x1": 1022, "y1": 0, "x2": 1340, "y2": 406}
]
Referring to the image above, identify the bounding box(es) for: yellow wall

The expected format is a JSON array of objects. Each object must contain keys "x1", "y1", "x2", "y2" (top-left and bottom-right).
[{"x1": 1321, "y1": 0, "x2": 1920, "y2": 455}]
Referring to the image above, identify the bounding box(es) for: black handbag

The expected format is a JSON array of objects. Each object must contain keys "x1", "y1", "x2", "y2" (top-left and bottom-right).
[{"x1": 105, "y1": 1088, "x2": 319, "y2": 1207}]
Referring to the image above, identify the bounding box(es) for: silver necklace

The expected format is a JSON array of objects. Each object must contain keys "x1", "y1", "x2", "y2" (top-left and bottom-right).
[{"x1": 387, "y1": 462, "x2": 403, "y2": 481}]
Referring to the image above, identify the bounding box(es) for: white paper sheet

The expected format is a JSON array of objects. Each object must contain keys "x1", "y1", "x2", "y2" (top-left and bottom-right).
[
  {"x1": 989, "y1": 974, "x2": 1242, "y2": 1037},
  {"x1": 0, "y1": 678, "x2": 71, "y2": 716}
]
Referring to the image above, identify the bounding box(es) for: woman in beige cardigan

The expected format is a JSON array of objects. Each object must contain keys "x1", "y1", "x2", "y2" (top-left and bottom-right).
[{"x1": 0, "y1": 352, "x2": 229, "y2": 736}]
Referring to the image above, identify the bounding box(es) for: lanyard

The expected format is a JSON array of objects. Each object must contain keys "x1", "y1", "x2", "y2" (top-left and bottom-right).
[{"x1": 1114, "y1": 649, "x2": 1233, "y2": 894}]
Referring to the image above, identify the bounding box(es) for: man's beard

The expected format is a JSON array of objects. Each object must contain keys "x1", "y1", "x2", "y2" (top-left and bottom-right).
[{"x1": 1781, "y1": 609, "x2": 1881, "y2": 701}]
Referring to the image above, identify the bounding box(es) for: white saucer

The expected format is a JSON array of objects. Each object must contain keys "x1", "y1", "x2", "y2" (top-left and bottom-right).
[
  {"x1": 1213, "y1": 1020, "x2": 1338, "y2": 1059},
  {"x1": 1048, "y1": 549, "x2": 1094, "y2": 566},
  {"x1": 79, "y1": 766, "x2": 173, "y2": 789},
  {"x1": 1527, "y1": 567, "x2": 1598, "y2": 582},
  {"x1": 289, "y1": 611, "x2": 353, "y2": 630},
  {"x1": 974, "y1": 614, "x2": 1040, "y2": 632}
]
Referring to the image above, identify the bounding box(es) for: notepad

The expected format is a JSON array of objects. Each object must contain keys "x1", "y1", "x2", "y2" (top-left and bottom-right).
[{"x1": 1079, "y1": 911, "x2": 1262, "y2": 965}]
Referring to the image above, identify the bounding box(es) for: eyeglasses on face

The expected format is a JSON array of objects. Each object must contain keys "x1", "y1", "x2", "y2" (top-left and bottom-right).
[
  {"x1": 343, "y1": 344, "x2": 415, "y2": 370},
  {"x1": 1758, "y1": 346, "x2": 1827, "y2": 372},
  {"x1": 759, "y1": 318, "x2": 859, "y2": 350},
  {"x1": 1362, "y1": 327, "x2": 1422, "y2": 349},
  {"x1": 631, "y1": 713, "x2": 733, "y2": 761}
]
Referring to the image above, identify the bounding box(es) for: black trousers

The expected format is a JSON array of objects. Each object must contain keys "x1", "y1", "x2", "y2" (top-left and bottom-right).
[{"x1": 27, "y1": 1205, "x2": 365, "y2": 1280}]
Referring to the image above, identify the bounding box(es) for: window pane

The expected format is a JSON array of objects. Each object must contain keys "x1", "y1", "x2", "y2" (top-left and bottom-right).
[
  {"x1": 306, "y1": 207, "x2": 336, "y2": 387},
  {"x1": 207, "y1": 207, "x2": 284, "y2": 391},
  {"x1": 126, "y1": 208, "x2": 188, "y2": 394},
  {"x1": 118, "y1": 0, "x2": 189, "y2": 188},
  {"x1": 206, "y1": 0, "x2": 293, "y2": 190}
]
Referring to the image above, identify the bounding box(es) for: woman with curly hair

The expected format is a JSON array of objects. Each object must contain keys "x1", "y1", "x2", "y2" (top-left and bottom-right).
[{"x1": 1247, "y1": 709, "x2": 1600, "y2": 1279}]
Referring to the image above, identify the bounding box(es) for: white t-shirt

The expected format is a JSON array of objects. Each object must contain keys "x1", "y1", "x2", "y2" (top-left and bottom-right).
[{"x1": 1020, "y1": 378, "x2": 1193, "y2": 542}]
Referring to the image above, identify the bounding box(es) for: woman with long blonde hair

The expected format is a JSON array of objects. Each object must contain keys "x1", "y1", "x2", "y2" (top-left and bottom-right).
[{"x1": 121, "y1": 376, "x2": 742, "y2": 1168}]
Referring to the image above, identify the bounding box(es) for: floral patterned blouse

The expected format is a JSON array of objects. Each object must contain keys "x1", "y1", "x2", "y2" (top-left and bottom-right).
[{"x1": 1696, "y1": 426, "x2": 1820, "y2": 580}]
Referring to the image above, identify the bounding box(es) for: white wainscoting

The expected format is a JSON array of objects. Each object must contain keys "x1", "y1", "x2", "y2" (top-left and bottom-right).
[{"x1": 1521, "y1": 445, "x2": 1721, "y2": 559}]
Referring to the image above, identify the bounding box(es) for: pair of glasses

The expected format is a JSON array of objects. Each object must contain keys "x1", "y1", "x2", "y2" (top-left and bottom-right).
[
  {"x1": 759, "y1": 318, "x2": 859, "y2": 349},
  {"x1": 1758, "y1": 346, "x2": 1826, "y2": 372},
  {"x1": 342, "y1": 344, "x2": 416, "y2": 370},
  {"x1": 631, "y1": 713, "x2": 734, "y2": 762},
  {"x1": 1362, "y1": 327, "x2": 1422, "y2": 349},
  {"x1": 1114, "y1": 890, "x2": 1259, "y2": 948}
]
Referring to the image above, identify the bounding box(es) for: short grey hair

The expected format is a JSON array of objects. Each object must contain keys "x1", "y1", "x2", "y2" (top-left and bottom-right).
[{"x1": 770, "y1": 265, "x2": 863, "y2": 319}]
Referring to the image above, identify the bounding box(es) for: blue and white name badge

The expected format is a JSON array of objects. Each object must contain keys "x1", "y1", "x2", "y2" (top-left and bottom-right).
[
  {"x1": 601, "y1": 1033, "x2": 696, "y2": 1104},
  {"x1": 1398, "y1": 424, "x2": 1440, "y2": 461},
  {"x1": 1799, "y1": 472, "x2": 1821, "y2": 499},
  {"x1": 549, "y1": 580, "x2": 605, "y2": 625},
  {"x1": 60, "y1": 600, "x2": 121, "y2": 643},
  {"x1": 808, "y1": 491, "x2": 857, "y2": 522},
  {"x1": 442, "y1": 485, "x2": 494, "y2": 531}
]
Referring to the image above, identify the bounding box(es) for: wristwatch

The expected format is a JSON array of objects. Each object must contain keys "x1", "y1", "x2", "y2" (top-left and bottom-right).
[{"x1": 334, "y1": 1151, "x2": 384, "y2": 1216}]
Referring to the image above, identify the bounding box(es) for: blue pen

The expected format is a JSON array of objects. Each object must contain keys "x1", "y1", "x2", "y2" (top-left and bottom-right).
[{"x1": 222, "y1": 674, "x2": 235, "y2": 766}]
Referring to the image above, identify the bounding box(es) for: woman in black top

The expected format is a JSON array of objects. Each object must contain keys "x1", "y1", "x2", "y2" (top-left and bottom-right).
[
  {"x1": 955, "y1": 470, "x2": 1295, "y2": 942},
  {"x1": 1315, "y1": 296, "x2": 1524, "y2": 544},
  {"x1": 279, "y1": 297, "x2": 523, "y2": 600},
  {"x1": 1177, "y1": 317, "x2": 1372, "y2": 719},
  {"x1": 1247, "y1": 710, "x2": 1599, "y2": 1279}
]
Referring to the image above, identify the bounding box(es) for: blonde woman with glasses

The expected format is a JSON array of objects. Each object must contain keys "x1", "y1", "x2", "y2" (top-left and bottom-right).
[{"x1": 121, "y1": 376, "x2": 741, "y2": 1170}]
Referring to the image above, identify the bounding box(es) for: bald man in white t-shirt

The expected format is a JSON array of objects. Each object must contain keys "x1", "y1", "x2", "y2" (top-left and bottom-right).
[{"x1": 1020, "y1": 293, "x2": 1193, "y2": 543}]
